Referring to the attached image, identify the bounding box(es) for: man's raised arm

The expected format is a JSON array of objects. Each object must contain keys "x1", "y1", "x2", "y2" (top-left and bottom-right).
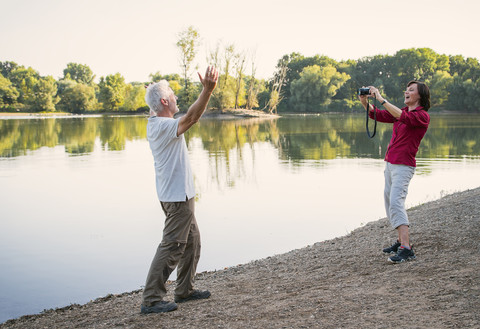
[{"x1": 177, "y1": 66, "x2": 219, "y2": 136}]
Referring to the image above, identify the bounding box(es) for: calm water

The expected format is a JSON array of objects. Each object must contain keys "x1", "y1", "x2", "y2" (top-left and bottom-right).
[{"x1": 1, "y1": 113, "x2": 480, "y2": 322}]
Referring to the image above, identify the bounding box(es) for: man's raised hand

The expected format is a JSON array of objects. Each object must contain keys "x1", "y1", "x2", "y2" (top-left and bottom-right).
[{"x1": 198, "y1": 66, "x2": 219, "y2": 92}]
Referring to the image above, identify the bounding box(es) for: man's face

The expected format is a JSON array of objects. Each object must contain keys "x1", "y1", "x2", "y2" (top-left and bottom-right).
[{"x1": 166, "y1": 89, "x2": 179, "y2": 114}]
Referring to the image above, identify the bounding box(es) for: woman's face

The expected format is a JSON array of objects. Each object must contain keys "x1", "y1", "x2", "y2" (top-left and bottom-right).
[{"x1": 404, "y1": 83, "x2": 420, "y2": 107}]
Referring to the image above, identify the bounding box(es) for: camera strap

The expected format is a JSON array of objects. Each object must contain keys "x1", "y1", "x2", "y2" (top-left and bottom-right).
[{"x1": 365, "y1": 97, "x2": 377, "y2": 138}]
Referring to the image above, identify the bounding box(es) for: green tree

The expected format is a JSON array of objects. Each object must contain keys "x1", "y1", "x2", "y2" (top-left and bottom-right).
[
  {"x1": 63, "y1": 63, "x2": 95, "y2": 85},
  {"x1": 274, "y1": 53, "x2": 339, "y2": 110},
  {"x1": 290, "y1": 65, "x2": 350, "y2": 111},
  {"x1": 56, "y1": 78, "x2": 77, "y2": 98},
  {"x1": 333, "y1": 59, "x2": 360, "y2": 106},
  {"x1": 207, "y1": 43, "x2": 239, "y2": 110},
  {"x1": 0, "y1": 74, "x2": 19, "y2": 107},
  {"x1": 233, "y1": 51, "x2": 247, "y2": 109},
  {"x1": 210, "y1": 75, "x2": 236, "y2": 110},
  {"x1": 8, "y1": 66, "x2": 40, "y2": 104},
  {"x1": 98, "y1": 73, "x2": 126, "y2": 111},
  {"x1": 446, "y1": 75, "x2": 480, "y2": 112},
  {"x1": 449, "y1": 55, "x2": 480, "y2": 80},
  {"x1": 245, "y1": 53, "x2": 264, "y2": 110},
  {"x1": 267, "y1": 54, "x2": 289, "y2": 114},
  {"x1": 121, "y1": 84, "x2": 147, "y2": 112},
  {"x1": 352, "y1": 55, "x2": 392, "y2": 90},
  {"x1": 58, "y1": 82, "x2": 97, "y2": 113},
  {"x1": 149, "y1": 72, "x2": 182, "y2": 84},
  {"x1": 220, "y1": 44, "x2": 236, "y2": 108},
  {"x1": 149, "y1": 72, "x2": 183, "y2": 100},
  {"x1": 29, "y1": 76, "x2": 59, "y2": 112},
  {"x1": 0, "y1": 61, "x2": 19, "y2": 80},
  {"x1": 176, "y1": 26, "x2": 200, "y2": 105},
  {"x1": 446, "y1": 56, "x2": 480, "y2": 112},
  {"x1": 284, "y1": 54, "x2": 338, "y2": 87},
  {"x1": 245, "y1": 74, "x2": 266, "y2": 110},
  {"x1": 429, "y1": 71, "x2": 453, "y2": 108},
  {"x1": 177, "y1": 81, "x2": 201, "y2": 111},
  {"x1": 388, "y1": 48, "x2": 449, "y2": 104},
  {"x1": 394, "y1": 48, "x2": 443, "y2": 82}
]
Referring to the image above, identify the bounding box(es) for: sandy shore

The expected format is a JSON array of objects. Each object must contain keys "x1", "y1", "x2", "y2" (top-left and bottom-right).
[{"x1": 1, "y1": 187, "x2": 479, "y2": 328}]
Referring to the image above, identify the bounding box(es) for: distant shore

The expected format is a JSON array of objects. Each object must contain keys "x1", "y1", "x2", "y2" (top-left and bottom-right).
[
  {"x1": 2, "y1": 109, "x2": 476, "y2": 120},
  {"x1": 201, "y1": 109, "x2": 280, "y2": 119},
  {"x1": 0, "y1": 109, "x2": 279, "y2": 120},
  {"x1": 0, "y1": 112, "x2": 73, "y2": 117},
  {"x1": 1, "y1": 187, "x2": 479, "y2": 328}
]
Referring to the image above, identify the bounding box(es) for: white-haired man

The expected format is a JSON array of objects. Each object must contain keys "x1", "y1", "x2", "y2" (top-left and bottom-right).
[{"x1": 141, "y1": 66, "x2": 219, "y2": 314}]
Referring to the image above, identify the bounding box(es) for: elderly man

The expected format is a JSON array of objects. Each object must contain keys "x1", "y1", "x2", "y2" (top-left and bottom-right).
[{"x1": 141, "y1": 66, "x2": 219, "y2": 314}]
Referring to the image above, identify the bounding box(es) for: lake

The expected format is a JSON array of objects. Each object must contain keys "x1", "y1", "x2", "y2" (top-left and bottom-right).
[{"x1": 1, "y1": 113, "x2": 480, "y2": 322}]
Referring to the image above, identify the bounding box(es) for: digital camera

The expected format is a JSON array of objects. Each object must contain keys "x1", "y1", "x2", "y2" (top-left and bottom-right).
[{"x1": 357, "y1": 87, "x2": 370, "y2": 96}]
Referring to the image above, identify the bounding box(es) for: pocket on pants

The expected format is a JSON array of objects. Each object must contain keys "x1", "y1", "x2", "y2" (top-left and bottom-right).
[
  {"x1": 391, "y1": 165, "x2": 415, "y2": 199},
  {"x1": 160, "y1": 201, "x2": 193, "y2": 244},
  {"x1": 161, "y1": 201, "x2": 183, "y2": 216}
]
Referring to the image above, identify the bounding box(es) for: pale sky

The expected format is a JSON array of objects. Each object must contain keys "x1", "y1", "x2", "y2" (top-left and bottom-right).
[{"x1": 1, "y1": 0, "x2": 479, "y2": 83}]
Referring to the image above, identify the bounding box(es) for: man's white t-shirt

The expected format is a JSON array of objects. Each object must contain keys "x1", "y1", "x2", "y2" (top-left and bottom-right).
[{"x1": 147, "y1": 116, "x2": 195, "y2": 202}]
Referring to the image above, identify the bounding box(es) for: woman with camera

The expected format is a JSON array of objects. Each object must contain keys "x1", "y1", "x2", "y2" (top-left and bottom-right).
[{"x1": 359, "y1": 81, "x2": 431, "y2": 263}]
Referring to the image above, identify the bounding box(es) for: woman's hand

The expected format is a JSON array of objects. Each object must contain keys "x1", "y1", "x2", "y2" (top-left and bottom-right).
[
  {"x1": 358, "y1": 86, "x2": 370, "y2": 109},
  {"x1": 368, "y1": 86, "x2": 385, "y2": 103}
]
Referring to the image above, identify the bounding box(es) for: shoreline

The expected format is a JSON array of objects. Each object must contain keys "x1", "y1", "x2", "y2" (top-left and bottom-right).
[
  {"x1": 1, "y1": 187, "x2": 479, "y2": 328},
  {"x1": 0, "y1": 109, "x2": 279, "y2": 120},
  {"x1": 1, "y1": 109, "x2": 476, "y2": 121}
]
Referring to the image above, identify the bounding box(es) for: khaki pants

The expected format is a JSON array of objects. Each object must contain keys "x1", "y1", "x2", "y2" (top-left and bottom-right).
[{"x1": 142, "y1": 197, "x2": 201, "y2": 306}]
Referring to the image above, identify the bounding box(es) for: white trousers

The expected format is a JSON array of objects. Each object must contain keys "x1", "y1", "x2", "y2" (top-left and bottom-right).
[{"x1": 384, "y1": 162, "x2": 415, "y2": 229}]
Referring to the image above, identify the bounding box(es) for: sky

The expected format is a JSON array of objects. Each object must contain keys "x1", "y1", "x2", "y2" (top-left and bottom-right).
[{"x1": 1, "y1": 0, "x2": 480, "y2": 83}]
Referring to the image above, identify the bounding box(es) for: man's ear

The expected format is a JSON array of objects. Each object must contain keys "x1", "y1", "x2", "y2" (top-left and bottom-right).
[{"x1": 160, "y1": 98, "x2": 168, "y2": 106}]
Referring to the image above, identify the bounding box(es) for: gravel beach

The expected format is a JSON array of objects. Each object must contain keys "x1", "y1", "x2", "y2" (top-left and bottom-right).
[{"x1": 1, "y1": 187, "x2": 479, "y2": 329}]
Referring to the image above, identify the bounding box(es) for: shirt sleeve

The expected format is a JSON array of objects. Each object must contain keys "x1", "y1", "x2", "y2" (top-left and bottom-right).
[
  {"x1": 398, "y1": 110, "x2": 430, "y2": 128},
  {"x1": 369, "y1": 106, "x2": 396, "y2": 123},
  {"x1": 148, "y1": 117, "x2": 181, "y2": 143},
  {"x1": 167, "y1": 118, "x2": 181, "y2": 139},
  {"x1": 156, "y1": 118, "x2": 180, "y2": 140}
]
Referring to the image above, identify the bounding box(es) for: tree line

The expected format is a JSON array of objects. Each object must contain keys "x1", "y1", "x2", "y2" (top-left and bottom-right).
[
  {"x1": 1, "y1": 27, "x2": 479, "y2": 114},
  {"x1": 270, "y1": 48, "x2": 480, "y2": 113}
]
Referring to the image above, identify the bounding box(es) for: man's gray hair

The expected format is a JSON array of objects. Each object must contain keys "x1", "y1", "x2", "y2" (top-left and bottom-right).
[{"x1": 145, "y1": 80, "x2": 171, "y2": 114}]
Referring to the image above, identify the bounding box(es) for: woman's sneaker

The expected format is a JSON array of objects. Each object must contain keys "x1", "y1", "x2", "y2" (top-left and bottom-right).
[
  {"x1": 388, "y1": 246, "x2": 416, "y2": 263},
  {"x1": 382, "y1": 240, "x2": 401, "y2": 254}
]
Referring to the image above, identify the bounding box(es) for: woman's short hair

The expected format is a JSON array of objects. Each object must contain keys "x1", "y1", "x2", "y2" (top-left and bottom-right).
[
  {"x1": 407, "y1": 80, "x2": 431, "y2": 111},
  {"x1": 145, "y1": 80, "x2": 171, "y2": 114}
]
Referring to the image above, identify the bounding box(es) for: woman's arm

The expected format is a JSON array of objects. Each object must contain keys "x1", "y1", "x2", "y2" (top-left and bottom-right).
[{"x1": 369, "y1": 86, "x2": 402, "y2": 119}]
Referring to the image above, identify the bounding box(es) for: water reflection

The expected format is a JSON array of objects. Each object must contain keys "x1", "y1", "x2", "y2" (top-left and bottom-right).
[
  {"x1": 0, "y1": 116, "x2": 148, "y2": 157},
  {"x1": 2, "y1": 114, "x2": 479, "y2": 161}
]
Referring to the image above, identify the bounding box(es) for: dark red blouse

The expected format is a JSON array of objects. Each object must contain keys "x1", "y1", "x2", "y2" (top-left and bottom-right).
[{"x1": 369, "y1": 106, "x2": 430, "y2": 167}]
